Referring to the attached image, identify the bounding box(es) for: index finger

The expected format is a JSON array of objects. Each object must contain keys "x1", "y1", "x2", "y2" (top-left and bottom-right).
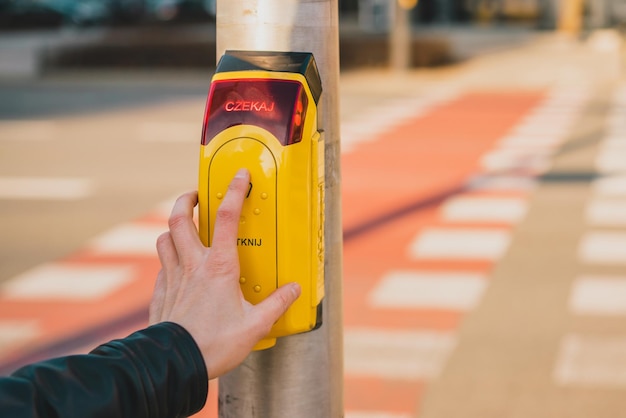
[{"x1": 211, "y1": 169, "x2": 250, "y2": 251}]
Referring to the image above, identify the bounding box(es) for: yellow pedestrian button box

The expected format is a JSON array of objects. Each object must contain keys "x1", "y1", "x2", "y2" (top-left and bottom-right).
[{"x1": 198, "y1": 51, "x2": 324, "y2": 350}]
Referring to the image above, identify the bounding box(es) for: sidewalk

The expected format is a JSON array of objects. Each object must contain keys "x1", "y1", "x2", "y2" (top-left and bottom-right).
[{"x1": 416, "y1": 31, "x2": 626, "y2": 418}]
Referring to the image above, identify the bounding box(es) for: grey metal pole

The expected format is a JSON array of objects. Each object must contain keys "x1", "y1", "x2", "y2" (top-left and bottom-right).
[
  {"x1": 390, "y1": 0, "x2": 411, "y2": 72},
  {"x1": 215, "y1": 1, "x2": 344, "y2": 417}
]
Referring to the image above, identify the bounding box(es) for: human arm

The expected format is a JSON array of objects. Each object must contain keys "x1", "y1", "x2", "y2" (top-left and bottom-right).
[
  {"x1": 0, "y1": 322, "x2": 207, "y2": 418},
  {"x1": 0, "y1": 169, "x2": 301, "y2": 417}
]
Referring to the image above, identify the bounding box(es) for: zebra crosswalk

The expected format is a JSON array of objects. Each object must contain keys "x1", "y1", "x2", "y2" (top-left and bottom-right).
[{"x1": 1, "y1": 71, "x2": 625, "y2": 417}]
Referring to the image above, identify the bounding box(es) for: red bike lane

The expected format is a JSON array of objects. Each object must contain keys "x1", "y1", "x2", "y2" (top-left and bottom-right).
[
  {"x1": 0, "y1": 89, "x2": 546, "y2": 417},
  {"x1": 342, "y1": 91, "x2": 545, "y2": 416}
]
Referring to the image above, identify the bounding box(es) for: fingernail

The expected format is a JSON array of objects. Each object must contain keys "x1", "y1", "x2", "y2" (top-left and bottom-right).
[
  {"x1": 290, "y1": 283, "x2": 302, "y2": 298},
  {"x1": 234, "y1": 168, "x2": 248, "y2": 179}
]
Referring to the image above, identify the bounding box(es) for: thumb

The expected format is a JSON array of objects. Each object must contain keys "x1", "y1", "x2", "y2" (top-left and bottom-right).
[{"x1": 253, "y1": 283, "x2": 301, "y2": 332}]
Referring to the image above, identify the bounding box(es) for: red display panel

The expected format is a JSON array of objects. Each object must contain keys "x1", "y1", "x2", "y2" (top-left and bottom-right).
[{"x1": 202, "y1": 78, "x2": 308, "y2": 146}]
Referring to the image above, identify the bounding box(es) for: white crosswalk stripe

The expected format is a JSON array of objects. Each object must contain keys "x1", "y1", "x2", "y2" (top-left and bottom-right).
[
  {"x1": 554, "y1": 334, "x2": 626, "y2": 388},
  {"x1": 556, "y1": 82, "x2": 626, "y2": 390},
  {"x1": 585, "y1": 199, "x2": 626, "y2": 226},
  {"x1": 592, "y1": 174, "x2": 626, "y2": 196},
  {"x1": 409, "y1": 228, "x2": 511, "y2": 260},
  {"x1": 0, "y1": 263, "x2": 135, "y2": 300},
  {"x1": 344, "y1": 328, "x2": 456, "y2": 380},
  {"x1": 87, "y1": 223, "x2": 167, "y2": 255},
  {"x1": 569, "y1": 276, "x2": 626, "y2": 316},
  {"x1": 480, "y1": 86, "x2": 588, "y2": 176},
  {"x1": 579, "y1": 232, "x2": 626, "y2": 265},
  {"x1": 466, "y1": 174, "x2": 537, "y2": 191},
  {"x1": 0, "y1": 177, "x2": 93, "y2": 200},
  {"x1": 441, "y1": 196, "x2": 527, "y2": 223},
  {"x1": 369, "y1": 271, "x2": 487, "y2": 311}
]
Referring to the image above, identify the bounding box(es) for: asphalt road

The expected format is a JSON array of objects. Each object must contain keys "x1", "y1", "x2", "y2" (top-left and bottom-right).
[
  {"x1": 2, "y1": 30, "x2": 626, "y2": 418},
  {"x1": 0, "y1": 72, "x2": 212, "y2": 282}
]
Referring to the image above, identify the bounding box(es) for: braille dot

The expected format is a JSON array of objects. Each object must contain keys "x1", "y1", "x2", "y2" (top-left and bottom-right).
[
  {"x1": 239, "y1": 277, "x2": 246, "y2": 284},
  {"x1": 216, "y1": 192, "x2": 223, "y2": 199},
  {"x1": 261, "y1": 192, "x2": 268, "y2": 200},
  {"x1": 254, "y1": 285, "x2": 261, "y2": 293},
  {"x1": 254, "y1": 208, "x2": 261, "y2": 215}
]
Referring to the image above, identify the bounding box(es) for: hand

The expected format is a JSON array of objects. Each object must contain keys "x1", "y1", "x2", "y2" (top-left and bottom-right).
[{"x1": 148, "y1": 169, "x2": 301, "y2": 379}]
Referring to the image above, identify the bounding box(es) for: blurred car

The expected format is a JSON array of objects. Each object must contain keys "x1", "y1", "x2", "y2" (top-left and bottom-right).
[
  {"x1": 0, "y1": 0, "x2": 111, "y2": 29},
  {"x1": 144, "y1": 0, "x2": 215, "y2": 23},
  {"x1": 69, "y1": 0, "x2": 111, "y2": 25},
  {"x1": 0, "y1": 0, "x2": 64, "y2": 28},
  {"x1": 108, "y1": 0, "x2": 144, "y2": 24}
]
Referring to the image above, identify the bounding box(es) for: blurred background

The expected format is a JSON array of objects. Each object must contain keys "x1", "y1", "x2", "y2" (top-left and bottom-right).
[
  {"x1": 2, "y1": 1, "x2": 626, "y2": 417},
  {"x1": 0, "y1": 0, "x2": 624, "y2": 72}
]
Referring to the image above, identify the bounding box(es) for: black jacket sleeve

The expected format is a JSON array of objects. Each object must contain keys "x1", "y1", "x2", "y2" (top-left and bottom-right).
[{"x1": 0, "y1": 322, "x2": 208, "y2": 418}]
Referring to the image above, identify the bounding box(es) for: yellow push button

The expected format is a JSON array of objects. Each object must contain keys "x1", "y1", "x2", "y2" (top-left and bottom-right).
[{"x1": 206, "y1": 137, "x2": 278, "y2": 307}]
